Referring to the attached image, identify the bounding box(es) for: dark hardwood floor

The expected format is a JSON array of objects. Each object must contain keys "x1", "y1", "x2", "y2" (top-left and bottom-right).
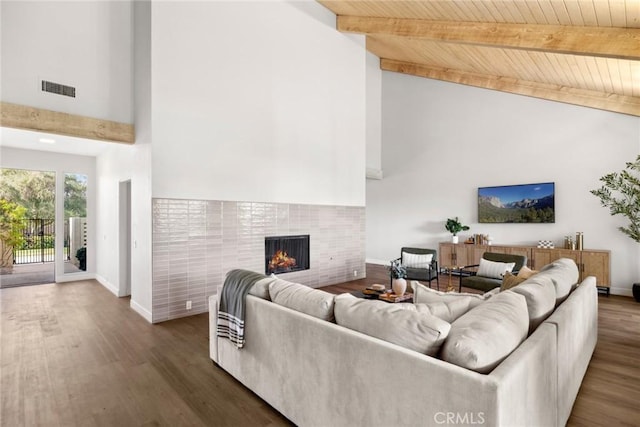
[
  {"x1": 0, "y1": 280, "x2": 291, "y2": 427},
  {"x1": 1, "y1": 265, "x2": 638, "y2": 426}
]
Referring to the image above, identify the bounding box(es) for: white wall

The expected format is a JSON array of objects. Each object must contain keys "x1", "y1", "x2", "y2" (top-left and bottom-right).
[
  {"x1": 95, "y1": 144, "x2": 134, "y2": 297},
  {"x1": 95, "y1": 0, "x2": 151, "y2": 320},
  {"x1": 0, "y1": 1, "x2": 133, "y2": 123},
  {"x1": 0, "y1": 146, "x2": 96, "y2": 282},
  {"x1": 149, "y1": 1, "x2": 366, "y2": 206},
  {"x1": 367, "y1": 72, "x2": 640, "y2": 295},
  {"x1": 366, "y1": 51, "x2": 382, "y2": 176},
  {"x1": 128, "y1": 0, "x2": 153, "y2": 321}
]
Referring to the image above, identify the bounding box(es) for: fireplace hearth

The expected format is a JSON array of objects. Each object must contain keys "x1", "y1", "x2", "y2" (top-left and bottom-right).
[{"x1": 265, "y1": 235, "x2": 310, "y2": 274}]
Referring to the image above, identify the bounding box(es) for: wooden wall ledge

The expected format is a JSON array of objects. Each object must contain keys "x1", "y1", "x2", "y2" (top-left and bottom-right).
[{"x1": 0, "y1": 102, "x2": 135, "y2": 144}]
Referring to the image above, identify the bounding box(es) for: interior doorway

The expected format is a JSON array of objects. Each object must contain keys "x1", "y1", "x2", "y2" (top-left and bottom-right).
[
  {"x1": 119, "y1": 180, "x2": 131, "y2": 296},
  {"x1": 0, "y1": 168, "x2": 55, "y2": 288}
]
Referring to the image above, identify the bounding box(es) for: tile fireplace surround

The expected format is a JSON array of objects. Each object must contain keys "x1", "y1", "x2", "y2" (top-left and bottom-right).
[{"x1": 152, "y1": 198, "x2": 366, "y2": 322}]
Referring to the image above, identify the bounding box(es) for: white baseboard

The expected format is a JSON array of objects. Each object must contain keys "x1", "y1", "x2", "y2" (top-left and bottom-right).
[
  {"x1": 95, "y1": 274, "x2": 119, "y2": 297},
  {"x1": 366, "y1": 258, "x2": 389, "y2": 266},
  {"x1": 55, "y1": 272, "x2": 95, "y2": 283},
  {"x1": 609, "y1": 286, "x2": 632, "y2": 297},
  {"x1": 130, "y1": 299, "x2": 152, "y2": 323}
]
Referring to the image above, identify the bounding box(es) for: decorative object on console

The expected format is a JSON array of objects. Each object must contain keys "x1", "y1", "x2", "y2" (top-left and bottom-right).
[
  {"x1": 576, "y1": 232, "x2": 584, "y2": 250},
  {"x1": 537, "y1": 240, "x2": 555, "y2": 248},
  {"x1": 445, "y1": 217, "x2": 470, "y2": 244},
  {"x1": 478, "y1": 182, "x2": 555, "y2": 223},
  {"x1": 564, "y1": 236, "x2": 575, "y2": 250}
]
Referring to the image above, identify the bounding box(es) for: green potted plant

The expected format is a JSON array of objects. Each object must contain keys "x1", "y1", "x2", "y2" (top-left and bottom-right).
[
  {"x1": 445, "y1": 217, "x2": 470, "y2": 244},
  {"x1": 76, "y1": 247, "x2": 87, "y2": 271},
  {"x1": 590, "y1": 155, "x2": 640, "y2": 302}
]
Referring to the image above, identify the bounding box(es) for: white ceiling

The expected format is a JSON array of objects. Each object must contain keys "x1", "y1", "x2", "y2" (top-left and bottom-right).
[{"x1": 0, "y1": 127, "x2": 113, "y2": 157}]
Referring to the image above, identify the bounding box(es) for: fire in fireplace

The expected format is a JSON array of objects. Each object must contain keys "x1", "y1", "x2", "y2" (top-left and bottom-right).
[{"x1": 265, "y1": 235, "x2": 310, "y2": 274}]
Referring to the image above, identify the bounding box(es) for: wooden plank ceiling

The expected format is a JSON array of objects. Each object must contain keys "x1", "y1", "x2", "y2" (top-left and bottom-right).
[{"x1": 318, "y1": 0, "x2": 640, "y2": 116}]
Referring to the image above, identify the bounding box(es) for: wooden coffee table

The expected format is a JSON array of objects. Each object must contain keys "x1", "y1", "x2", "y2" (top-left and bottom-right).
[{"x1": 351, "y1": 289, "x2": 413, "y2": 303}]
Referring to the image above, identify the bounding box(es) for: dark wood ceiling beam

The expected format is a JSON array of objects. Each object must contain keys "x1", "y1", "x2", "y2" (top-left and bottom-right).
[
  {"x1": 0, "y1": 102, "x2": 135, "y2": 144},
  {"x1": 338, "y1": 15, "x2": 640, "y2": 60},
  {"x1": 381, "y1": 59, "x2": 640, "y2": 117}
]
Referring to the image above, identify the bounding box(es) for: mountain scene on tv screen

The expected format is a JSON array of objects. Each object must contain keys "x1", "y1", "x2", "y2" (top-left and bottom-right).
[{"x1": 478, "y1": 184, "x2": 555, "y2": 223}]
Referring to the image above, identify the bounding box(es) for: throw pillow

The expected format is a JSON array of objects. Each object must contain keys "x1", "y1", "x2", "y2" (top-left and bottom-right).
[
  {"x1": 401, "y1": 252, "x2": 433, "y2": 268},
  {"x1": 501, "y1": 271, "x2": 527, "y2": 291},
  {"x1": 441, "y1": 290, "x2": 529, "y2": 374},
  {"x1": 268, "y1": 278, "x2": 335, "y2": 322},
  {"x1": 334, "y1": 294, "x2": 451, "y2": 356},
  {"x1": 517, "y1": 266, "x2": 539, "y2": 280},
  {"x1": 501, "y1": 266, "x2": 540, "y2": 291},
  {"x1": 476, "y1": 258, "x2": 516, "y2": 279}
]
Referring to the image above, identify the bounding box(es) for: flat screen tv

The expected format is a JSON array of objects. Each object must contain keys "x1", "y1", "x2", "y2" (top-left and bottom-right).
[{"x1": 478, "y1": 182, "x2": 555, "y2": 223}]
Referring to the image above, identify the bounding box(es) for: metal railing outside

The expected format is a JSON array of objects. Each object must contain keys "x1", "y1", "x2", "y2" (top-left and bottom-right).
[{"x1": 13, "y1": 219, "x2": 55, "y2": 264}]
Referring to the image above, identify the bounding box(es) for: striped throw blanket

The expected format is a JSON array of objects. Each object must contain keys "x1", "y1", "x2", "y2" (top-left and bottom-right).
[{"x1": 217, "y1": 269, "x2": 266, "y2": 348}]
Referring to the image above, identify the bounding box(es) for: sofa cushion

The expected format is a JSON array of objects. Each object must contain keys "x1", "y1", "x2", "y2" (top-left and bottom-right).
[
  {"x1": 413, "y1": 300, "x2": 475, "y2": 323},
  {"x1": 510, "y1": 275, "x2": 557, "y2": 333},
  {"x1": 248, "y1": 276, "x2": 276, "y2": 300},
  {"x1": 441, "y1": 290, "x2": 529, "y2": 374},
  {"x1": 269, "y1": 278, "x2": 335, "y2": 321},
  {"x1": 402, "y1": 252, "x2": 433, "y2": 268},
  {"x1": 411, "y1": 281, "x2": 498, "y2": 322},
  {"x1": 477, "y1": 258, "x2": 516, "y2": 279},
  {"x1": 334, "y1": 294, "x2": 451, "y2": 356},
  {"x1": 412, "y1": 280, "x2": 489, "y2": 303},
  {"x1": 537, "y1": 258, "x2": 579, "y2": 304}
]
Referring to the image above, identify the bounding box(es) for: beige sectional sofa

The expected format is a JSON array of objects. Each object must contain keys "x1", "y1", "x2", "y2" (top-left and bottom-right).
[{"x1": 209, "y1": 259, "x2": 597, "y2": 427}]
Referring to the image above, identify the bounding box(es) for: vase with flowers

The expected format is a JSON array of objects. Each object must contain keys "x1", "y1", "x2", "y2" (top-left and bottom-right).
[{"x1": 388, "y1": 259, "x2": 408, "y2": 296}]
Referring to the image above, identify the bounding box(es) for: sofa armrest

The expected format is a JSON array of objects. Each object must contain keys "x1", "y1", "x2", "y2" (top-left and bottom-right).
[
  {"x1": 208, "y1": 294, "x2": 219, "y2": 364},
  {"x1": 490, "y1": 322, "x2": 558, "y2": 426},
  {"x1": 544, "y1": 276, "x2": 598, "y2": 426}
]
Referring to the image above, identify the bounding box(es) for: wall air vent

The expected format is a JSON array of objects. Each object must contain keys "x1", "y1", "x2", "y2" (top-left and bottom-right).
[{"x1": 41, "y1": 80, "x2": 76, "y2": 98}]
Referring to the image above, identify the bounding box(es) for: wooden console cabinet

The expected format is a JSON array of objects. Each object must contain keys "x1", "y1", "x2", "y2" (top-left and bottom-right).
[{"x1": 439, "y1": 242, "x2": 610, "y2": 292}]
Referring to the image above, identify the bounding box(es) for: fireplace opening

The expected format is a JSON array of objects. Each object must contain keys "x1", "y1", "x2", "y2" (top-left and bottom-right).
[{"x1": 265, "y1": 235, "x2": 310, "y2": 275}]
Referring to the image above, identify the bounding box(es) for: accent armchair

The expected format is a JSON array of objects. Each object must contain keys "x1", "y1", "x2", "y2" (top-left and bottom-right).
[
  {"x1": 459, "y1": 252, "x2": 527, "y2": 293},
  {"x1": 393, "y1": 247, "x2": 439, "y2": 290}
]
